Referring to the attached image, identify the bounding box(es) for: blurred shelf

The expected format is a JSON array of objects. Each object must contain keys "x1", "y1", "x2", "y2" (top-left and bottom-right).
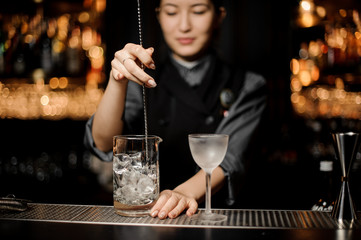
[
  {"x1": 0, "y1": 0, "x2": 106, "y2": 120},
  {"x1": 0, "y1": 78, "x2": 103, "y2": 120}
]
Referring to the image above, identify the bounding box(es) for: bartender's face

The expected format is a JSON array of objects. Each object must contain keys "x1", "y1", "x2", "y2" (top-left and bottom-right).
[{"x1": 157, "y1": 0, "x2": 224, "y2": 62}]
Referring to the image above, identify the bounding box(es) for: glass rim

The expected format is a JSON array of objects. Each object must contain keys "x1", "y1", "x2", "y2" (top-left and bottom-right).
[
  {"x1": 188, "y1": 133, "x2": 229, "y2": 138},
  {"x1": 331, "y1": 132, "x2": 360, "y2": 136},
  {"x1": 113, "y1": 135, "x2": 161, "y2": 140}
]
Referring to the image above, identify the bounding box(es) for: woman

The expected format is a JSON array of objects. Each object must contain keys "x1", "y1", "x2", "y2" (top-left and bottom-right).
[{"x1": 84, "y1": 0, "x2": 267, "y2": 219}]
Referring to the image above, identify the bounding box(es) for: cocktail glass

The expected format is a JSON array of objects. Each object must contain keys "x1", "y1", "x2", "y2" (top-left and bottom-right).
[{"x1": 188, "y1": 134, "x2": 229, "y2": 222}]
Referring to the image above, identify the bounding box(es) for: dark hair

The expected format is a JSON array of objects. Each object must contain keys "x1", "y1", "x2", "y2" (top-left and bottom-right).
[
  {"x1": 211, "y1": 0, "x2": 224, "y2": 13},
  {"x1": 156, "y1": 0, "x2": 225, "y2": 14}
]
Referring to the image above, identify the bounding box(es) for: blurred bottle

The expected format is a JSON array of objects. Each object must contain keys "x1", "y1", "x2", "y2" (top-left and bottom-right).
[
  {"x1": 37, "y1": 19, "x2": 53, "y2": 76},
  {"x1": 11, "y1": 21, "x2": 27, "y2": 77},
  {"x1": 0, "y1": 20, "x2": 5, "y2": 75},
  {"x1": 311, "y1": 159, "x2": 335, "y2": 211},
  {"x1": 0, "y1": 7, "x2": 103, "y2": 79},
  {"x1": 51, "y1": 15, "x2": 68, "y2": 77},
  {"x1": 11, "y1": 16, "x2": 38, "y2": 77},
  {"x1": 66, "y1": 26, "x2": 83, "y2": 76}
]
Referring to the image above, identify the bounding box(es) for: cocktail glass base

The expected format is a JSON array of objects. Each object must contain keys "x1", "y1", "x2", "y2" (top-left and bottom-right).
[
  {"x1": 190, "y1": 211, "x2": 227, "y2": 223},
  {"x1": 114, "y1": 209, "x2": 150, "y2": 217}
]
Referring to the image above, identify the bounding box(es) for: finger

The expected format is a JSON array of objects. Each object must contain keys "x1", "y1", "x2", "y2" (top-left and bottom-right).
[
  {"x1": 111, "y1": 69, "x2": 124, "y2": 81},
  {"x1": 169, "y1": 198, "x2": 198, "y2": 218},
  {"x1": 112, "y1": 54, "x2": 136, "y2": 80},
  {"x1": 150, "y1": 190, "x2": 172, "y2": 217},
  {"x1": 185, "y1": 200, "x2": 198, "y2": 216},
  {"x1": 113, "y1": 51, "x2": 156, "y2": 87},
  {"x1": 145, "y1": 47, "x2": 156, "y2": 69},
  {"x1": 168, "y1": 198, "x2": 188, "y2": 219},
  {"x1": 118, "y1": 61, "x2": 145, "y2": 85},
  {"x1": 111, "y1": 59, "x2": 141, "y2": 84},
  {"x1": 111, "y1": 58, "x2": 123, "y2": 77},
  {"x1": 122, "y1": 59, "x2": 156, "y2": 87},
  {"x1": 124, "y1": 44, "x2": 155, "y2": 70},
  {"x1": 114, "y1": 45, "x2": 156, "y2": 86},
  {"x1": 158, "y1": 195, "x2": 180, "y2": 219},
  {"x1": 112, "y1": 56, "x2": 154, "y2": 87}
]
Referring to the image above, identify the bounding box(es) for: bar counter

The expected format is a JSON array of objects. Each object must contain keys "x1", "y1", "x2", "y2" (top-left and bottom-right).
[{"x1": 1, "y1": 203, "x2": 361, "y2": 240}]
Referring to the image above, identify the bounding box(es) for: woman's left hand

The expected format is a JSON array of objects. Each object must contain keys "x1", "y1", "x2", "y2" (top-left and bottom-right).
[{"x1": 150, "y1": 190, "x2": 198, "y2": 219}]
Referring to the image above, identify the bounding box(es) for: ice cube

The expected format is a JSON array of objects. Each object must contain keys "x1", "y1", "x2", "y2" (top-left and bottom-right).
[
  {"x1": 129, "y1": 152, "x2": 143, "y2": 171},
  {"x1": 117, "y1": 170, "x2": 134, "y2": 187},
  {"x1": 129, "y1": 152, "x2": 142, "y2": 161},
  {"x1": 113, "y1": 154, "x2": 131, "y2": 174},
  {"x1": 131, "y1": 160, "x2": 142, "y2": 171},
  {"x1": 113, "y1": 171, "x2": 122, "y2": 188},
  {"x1": 147, "y1": 164, "x2": 158, "y2": 180},
  {"x1": 137, "y1": 174, "x2": 155, "y2": 195},
  {"x1": 128, "y1": 171, "x2": 141, "y2": 186},
  {"x1": 120, "y1": 185, "x2": 138, "y2": 202},
  {"x1": 114, "y1": 187, "x2": 122, "y2": 197}
]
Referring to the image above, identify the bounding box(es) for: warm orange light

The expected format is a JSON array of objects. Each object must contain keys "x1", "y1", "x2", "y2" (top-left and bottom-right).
[
  {"x1": 320, "y1": 44, "x2": 328, "y2": 54},
  {"x1": 49, "y1": 78, "x2": 59, "y2": 89},
  {"x1": 308, "y1": 41, "x2": 320, "y2": 57},
  {"x1": 339, "y1": 9, "x2": 347, "y2": 18},
  {"x1": 355, "y1": 32, "x2": 361, "y2": 39},
  {"x1": 69, "y1": 36, "x2": 80, "y2": 48},
  {"x1": 291, "y1": 93, "x2": 300, "y2": 104},
  {"x1": 40, "y1": 95, "x2": 49, "y2": 106},
  {"x1": 299, "y1": 70, "x2": 312, "y2": 86},
  {"x1": 91, "y1": 57, "x2": 104, "y2": 70},
  {"x1": 82, "y1": 27, "x2": 93, "y2": 50},
  {"x1": 319, "y1": 102, "x2": 329, "y2": 115},
  {"x1": 291, "y1": 78, "x2": 302, "y2": 92},
  {"x1": 316, "y1": 88, "x2": 329, "y2": 100},
  {"x1": 78, "y1": 12, "x2": 90, "y2": 23},
  {"x1": 300, "y1": 13, "x2": 315, "y2": 28},
  {"x1": 52, "y1": 40, "x2": 65, "y2": 53},
  {"x1": 335, "y1": 78, "x2": 344, "y2": 89},
  {"x1": 290, "y1": 59, "x2": 300, "y2": 74},
  {"x1": 311, "y1": 66, "x2": 319, "y2": 81},
  {"x1": 83, "y1": 0, "x2": 92, "y2": 8},
  {"x1": 96, "y1": 0, "x2": 106, "y2": 12},
  {"x1": 301, "y1": 1, "x2": 311, "y2": 11},
  {"x1": 316, "y1": 6, "x2": 326, "y2": 18},
  {"x1": 59, "y1": 77, "x2": 68, "y2": 89},
  {"x1": 89, "y1": 46, "x2": 103, "y2": 59},
  {"x1": 356, "y1": 96, "x2": 361, "y2": 104},
  {"x1": 24, "y1": 34, "x2": 34, "y2": 44}
]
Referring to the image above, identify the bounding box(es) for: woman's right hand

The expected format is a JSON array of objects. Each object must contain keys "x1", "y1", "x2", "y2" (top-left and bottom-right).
[
  {"x1": 111, "y1": 43, "x2": 157, "y2": 88},
  {"x1": 92, "y1": 43, "x2": 156, "y2": 151}
]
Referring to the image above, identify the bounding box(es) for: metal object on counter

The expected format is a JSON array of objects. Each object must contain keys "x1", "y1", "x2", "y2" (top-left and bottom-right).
[
  {"x1": 0, "y1": 194, "x2": 30, "y2": 212},
  {"x1": 331, "y1": 132, "x2": 360, "y2": 224}
]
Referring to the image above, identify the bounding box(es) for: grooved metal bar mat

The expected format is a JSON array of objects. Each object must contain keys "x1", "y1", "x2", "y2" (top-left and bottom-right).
[{"x1": 1, "y1": 203, "x2": 360, "y2": 229}]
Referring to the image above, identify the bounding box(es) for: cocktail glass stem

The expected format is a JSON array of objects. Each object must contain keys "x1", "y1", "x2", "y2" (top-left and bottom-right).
[{"x1": 205, "y1": 172, "x2": 212, "y2": 215}]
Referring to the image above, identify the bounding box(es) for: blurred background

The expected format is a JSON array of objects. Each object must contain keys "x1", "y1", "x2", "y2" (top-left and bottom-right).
[{"x1": 1, "y1": 0, "x2": 361, "y2": 211}]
